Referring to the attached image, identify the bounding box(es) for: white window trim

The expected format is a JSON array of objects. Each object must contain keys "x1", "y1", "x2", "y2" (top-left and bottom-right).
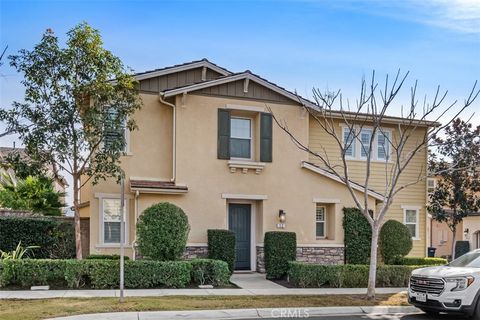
[
  {"x1": 230, "y1": 116, "x2": 254, "y2": 161},
  {"x1": 98, "y1": 194, "x2": 129, "y2": 245},
  {"x1": 359, "y1": 128, "x2": 373, "y2": 160},
  {"x1": 340, "y1": 124, "x2": 392, "y2": 162},
  {"x1": 402, "y1": 205, "x2": 421, "y2": 240},
  {"x1": 101, "y1": 115, "x2": 131, "y2": 156},
  {"x1": 376, "y1": 131, "x2": 391, "y2": 161},
  {"x1": 342, "y1": 127, "x2": 356, "y2": 159},
  {"x1": 316, "y1": 205, "x2": 327, "y2": 239}
]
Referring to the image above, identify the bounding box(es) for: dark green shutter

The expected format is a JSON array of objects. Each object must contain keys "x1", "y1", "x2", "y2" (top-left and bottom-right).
[
  {"x1": 260, "y1": 113, "x2": 273, "y2": 162},
  {"x1": 217, "y1": 109, "x2": 231, "y2": 159}
]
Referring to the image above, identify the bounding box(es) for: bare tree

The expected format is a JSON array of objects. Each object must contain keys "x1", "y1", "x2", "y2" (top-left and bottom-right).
[{"x1": 270, "y1": 71, "x2": 479, "y2": 299}]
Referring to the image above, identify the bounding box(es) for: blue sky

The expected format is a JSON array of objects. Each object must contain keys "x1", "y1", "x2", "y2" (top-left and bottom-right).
[{"x1": 0, "y1": 0, "x2": 479, "y2": 203}]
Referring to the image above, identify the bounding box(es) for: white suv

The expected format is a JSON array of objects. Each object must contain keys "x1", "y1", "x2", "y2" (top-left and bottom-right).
[{"x1": 409, "y1": 249, "x2": 480, "y2": 318}]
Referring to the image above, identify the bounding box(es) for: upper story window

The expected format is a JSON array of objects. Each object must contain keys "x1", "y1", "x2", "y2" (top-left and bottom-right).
[
  {"x1": 342, "y1": 126, "x2": 391, "y2": 161},
  {"x1": 104, "y1": 108, "x2": 127, "y2": 153},
  {"x1": 217, "y1": 108, "x2": 272, "y2": 164},
  {"x1": 360, "y1": 129, "x2": 373, "y2": 158},
  {"x1": 343, "y1": 128, "x2": 356, "y2": 157},
  {"x1": 427, "y1": 178, "x2": 436, "y2": 195},
  {"x1": 230, "y1": 117, "x2": 252, "y2": 159},
  {"x1": 377, "y1": 132, "x2": 390, "y2": 160}
]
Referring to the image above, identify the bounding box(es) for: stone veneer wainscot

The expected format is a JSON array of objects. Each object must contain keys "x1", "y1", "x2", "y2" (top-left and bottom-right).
[{"x1": 256, "y1": 246, "x2": 344, "y2": 273}]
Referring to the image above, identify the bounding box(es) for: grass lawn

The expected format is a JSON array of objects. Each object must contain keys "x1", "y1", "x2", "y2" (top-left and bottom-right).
[{"x1": 0, "y1": 293, "x2": 409, "y2": 320}]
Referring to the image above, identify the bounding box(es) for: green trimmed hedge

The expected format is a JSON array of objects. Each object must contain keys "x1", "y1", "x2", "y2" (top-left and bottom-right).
[
  {"x1": 288, "y1": 262, "x2": 419, "y2": 288},
  {"x1": 379, "y1": 220, "x2": 413, "y2": 264},
  {"x1": 392, "y1": 257, "x2": 447, "y2": 266},
  {"x1": 343, "y1": 208, "x2": 371, "y2": 264},
  {"x1": 190, "y1": 259, "x2": 230, "y2": 286},
  {"x1": 264, "y1": 231, "x2": 296, "y2": 279},
  {"x1": 208, "y1": 229, "x2": 235, "y2": 273},
  {"x1": 1, "y1": 259, "x2": 236, "y2": 289},
  {"x1": 0, "y1": 217, "x2": 75, "y2": 259}
]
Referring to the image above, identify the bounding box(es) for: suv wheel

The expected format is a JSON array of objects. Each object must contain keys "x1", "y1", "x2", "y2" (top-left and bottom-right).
[{"x1": 472, "y1": 299, "x2": 480, "y2": 320}]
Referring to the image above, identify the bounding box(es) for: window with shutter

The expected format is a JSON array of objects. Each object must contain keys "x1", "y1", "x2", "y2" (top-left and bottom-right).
[
  {"x1": 217, "y1": 109, "x2": 231, "y2": 159},
  {"x1": 260, "y1": 113, "x2": 272, "y2": 162}
]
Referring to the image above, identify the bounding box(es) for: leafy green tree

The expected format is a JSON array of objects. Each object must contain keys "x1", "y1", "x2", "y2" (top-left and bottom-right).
[
  {"x1": 0, "y1": 151, "x2": 46, "y2": 180},
  {"x1": 1, "y1": 22, "x2": 142, "y2": 258},
  {"x1": 0, "y1": 175, "x2": 65, "y2": 216},
  {"x1": 428, "y1": 119, "x2": 480, "y2": 258}
]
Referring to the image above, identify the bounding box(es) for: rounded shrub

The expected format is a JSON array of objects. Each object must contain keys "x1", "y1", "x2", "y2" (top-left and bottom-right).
[
  {"x1": 379, "y1": 220, "x2": 413, "y2": 264},
  {"x1": 136, "y1": 202, "x2": 190, "y2": 260}
]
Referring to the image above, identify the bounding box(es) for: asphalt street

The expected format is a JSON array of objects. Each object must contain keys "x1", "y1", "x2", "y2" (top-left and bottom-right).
[{"x1": 257, "y1": 313, "x2": 465, "y2": 320}]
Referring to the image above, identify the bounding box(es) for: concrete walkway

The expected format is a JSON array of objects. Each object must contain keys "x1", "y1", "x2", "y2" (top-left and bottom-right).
[
  {"x1": 0, "y1": 287, "x2": 407, "y2": 299},
  {"x1": 46, "y1": 306, "x2": 420, "y2": 320},
  {"x1": 230, "y1": 272, "x2": 285, "y2": 289}
]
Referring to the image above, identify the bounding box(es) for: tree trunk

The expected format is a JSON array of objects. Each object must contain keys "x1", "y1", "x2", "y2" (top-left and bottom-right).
[
  {"x1": 451, "y1": 228, "x2": 457, "y2": 261},
  {"x1": 367, "y1": 225, "x2": 380, "y2": 300},
  {"x1": 73, "y1": 174, "x2": 83, "y2": 260}
]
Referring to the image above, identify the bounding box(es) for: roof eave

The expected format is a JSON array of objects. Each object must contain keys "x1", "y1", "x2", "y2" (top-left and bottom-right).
[
  {"x1": 134, "y1": 60, "x2": 232, "y2": 81},
  {"x1": 162, "y1": 72, "x2": 318, "y2": 109}
]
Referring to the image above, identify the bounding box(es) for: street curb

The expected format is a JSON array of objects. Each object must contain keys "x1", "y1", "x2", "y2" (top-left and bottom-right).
[{"x1": 47, "y1": 306, "x2": 420, "y2": 319}]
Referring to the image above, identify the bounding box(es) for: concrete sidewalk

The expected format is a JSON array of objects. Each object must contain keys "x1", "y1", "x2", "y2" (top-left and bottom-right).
[
  {"x1": 230, "y1": 273, "x2": 285, "y2": 289},
  {"x1": 0, "y1": 287, "x2": 407, "y2": 299},
  {"x1": 46, "y1": 306, "x2": 420, "y2": 320}
]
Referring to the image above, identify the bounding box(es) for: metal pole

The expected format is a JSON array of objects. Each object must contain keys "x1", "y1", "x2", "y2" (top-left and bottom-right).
[{"x1": 119, "y1": 177, "x2": 125, "y2": 302}]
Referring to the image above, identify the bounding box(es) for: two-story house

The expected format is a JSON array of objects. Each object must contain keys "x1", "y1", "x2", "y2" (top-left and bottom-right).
[{"x1": 80, "y1": 59, "x2": 433, "y2": 271}]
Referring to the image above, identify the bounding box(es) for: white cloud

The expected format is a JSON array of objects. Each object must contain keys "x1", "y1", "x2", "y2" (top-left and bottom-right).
[
  {"x1": 413, "y1": 0, "x2": 480, "y2": 33},
  {"x1": 304, "y1": 0, "x2": 480, "y2": 34}
]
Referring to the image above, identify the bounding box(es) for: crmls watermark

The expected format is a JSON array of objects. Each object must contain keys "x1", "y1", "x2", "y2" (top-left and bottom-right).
[{"x1": 270, "y1": 308, "x2": 310, "y2": 318}]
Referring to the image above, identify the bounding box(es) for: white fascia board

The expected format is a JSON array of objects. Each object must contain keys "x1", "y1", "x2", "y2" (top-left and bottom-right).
[
  {"x1": 163, "y1": 73, "x2": 317, "y2": 109},
  {"x1": 134, "y1": 61, "x2": 231, "y2": 81}
]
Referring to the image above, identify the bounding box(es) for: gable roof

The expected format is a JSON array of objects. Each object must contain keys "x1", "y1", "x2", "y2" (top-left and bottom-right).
[
  {"x1": 134, "y1": 58, "x2": 232, "y2": 81},
  {"x1": 161, "y1": 70, "x2": 318, "y2": 108},
  {"x1": 135, "y1": 59, "x2": 440, "y2": 127},
  {"x1": 301, "y1": 161, "x2": 385, "y2": 201}
]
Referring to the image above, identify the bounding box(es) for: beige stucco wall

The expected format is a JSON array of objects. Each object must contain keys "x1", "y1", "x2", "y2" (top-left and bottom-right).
[
  {"x1": 308, "y1": 117, "x2": 429, "y2": 257},
  {"x1": 463, "y1": 216, "x2": 480, "y2": 250},
  {"x1": 430, "y1": 219, "x2": 463, "y2": 258},
  {"x1": 85, "y1": 93, "x2": 378, "y2": 257}
]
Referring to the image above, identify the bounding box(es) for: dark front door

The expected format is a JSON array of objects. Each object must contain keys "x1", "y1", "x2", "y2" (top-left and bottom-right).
[{"x1": 228, "y1": 204, "x2": 251, "y2": 270}]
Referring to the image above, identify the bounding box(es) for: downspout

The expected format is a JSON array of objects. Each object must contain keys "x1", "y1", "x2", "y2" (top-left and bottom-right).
[
  {"x1": 131, "y1": 190, "x2": 139, "y2": 260},
  {"x1": 159, "y1": 94, "x2": 176, "y2": 182}
]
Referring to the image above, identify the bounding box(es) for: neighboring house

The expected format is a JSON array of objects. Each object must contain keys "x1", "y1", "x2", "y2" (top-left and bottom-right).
[
  {"x1": 428, "y1": 177, "x2": 480, "y2": 258},
  {"x1": 80, "y1": 59, "x2": 434, "y2": 271},
  {"x1": 0, "y1": 147, "x2": 68, "y2": 202}
]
